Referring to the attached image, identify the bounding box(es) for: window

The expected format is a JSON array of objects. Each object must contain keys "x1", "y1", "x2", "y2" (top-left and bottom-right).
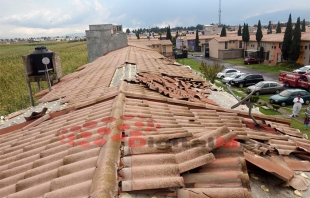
[
  {"x1": 229, "y1": 41, "x2": 232, "y2": 43},
  {"x1": 270, "y1": 83, "x2": 277, "y2": 87},
  {"x1": 274, "y1": 46, "x2": 276, "y2": 49},
  {"x1": 239, "y1": 41, "x2": 242, "y2": 48},
  {"x1": 271, "y1": 46, "x2": 273, "y2": 49},
  {"x1": 300, "y1": 91, "x2": 307, "y2": 96},
  {"x1": 305, "y1": 46, "x2": 308, "y2": 50},
  {"x1": 225, "y1": 42, "x2": 228, "y2": 49},
  {"x1": 279, "y1": 43, "x2": 282, "y2": 48}
]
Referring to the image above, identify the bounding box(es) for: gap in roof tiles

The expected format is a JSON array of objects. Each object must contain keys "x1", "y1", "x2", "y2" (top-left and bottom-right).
[
  {"x1": 110, "y1": 64, "x2": 137, "y2": 87},
  {"x1": 0, "y1": 99, "x2": 67, "y2": 130}
]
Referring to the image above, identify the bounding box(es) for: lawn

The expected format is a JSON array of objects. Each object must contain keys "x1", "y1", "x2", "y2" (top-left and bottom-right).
[
  {"x1": 175, "y1": 58, "x2": 201, "y2": 71},
  {"x1": 223, "y1": 58, "x2": 302, "y2": 75},
  {"x1": 0, "y1": 41, "x2": 88, "y2": 116}
]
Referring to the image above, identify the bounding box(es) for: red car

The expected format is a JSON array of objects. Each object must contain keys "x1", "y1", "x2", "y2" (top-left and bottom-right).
[{"x1": 244, "y1": 57, "x2": 261, "y2": 64}]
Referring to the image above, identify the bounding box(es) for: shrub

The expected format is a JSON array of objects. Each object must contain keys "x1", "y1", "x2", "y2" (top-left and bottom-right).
[{"x1": 271, "y1": 104, "x2": 281, "y2": 111}]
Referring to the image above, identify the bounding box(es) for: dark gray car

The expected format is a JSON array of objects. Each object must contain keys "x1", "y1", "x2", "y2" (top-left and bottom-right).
[
  {"x1": 247, "y1": 81, "x2": 285, "y2": 95},
  {"x1": 230, "y1": 74, "x2": 264, "y2": 88}
]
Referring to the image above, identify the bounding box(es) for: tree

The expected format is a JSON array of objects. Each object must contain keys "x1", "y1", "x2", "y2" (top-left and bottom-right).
[
  {"x1": 242, "y1": 23, "x2": 249, "y2": 56},
  {"x1": 126, "y1": 29, "x2": 130, "y2": 34},
  {"x1": 158, "y1": 32, "x2": 162, "y2": 40},
  {"x1": 220, "y1": 25, "x2": 226, "y2": 37},
  {"x1": 237, "y1": 25, "x2": 242, "y2": 36},
  {"x1": 136, "y1": 33, "x2": 140, "y2": 39},
  {"x1": 282, "y1": 14, "x2": 293, "y2": 60},
  {"x1": 256, "y1": 20, "x2": 263, "y2": 48},
  {"x1": 199, "y1": 61, "x2": 224, "y2": 84},
  {"x1": 289, "y1": 17, "x2": 301, "y2": 63},
  {"x1": 276, "y1": 21, "x2": 282, "y2": 33},
  {"x1": 196, "y1": 24, "x2": 203, "y2": 30},
  {"x1": 195, "y1": 29, "x2": 199, "y2": 52},
  {"x1": 166, "y1": 26, "x2": 172, "y2": 42},
  {"x1": 301, "y1": 19, "x2": 306, "y2": 32},
  {"x1": 267, "y1": 21, "x2": 272, "y2": 34}
]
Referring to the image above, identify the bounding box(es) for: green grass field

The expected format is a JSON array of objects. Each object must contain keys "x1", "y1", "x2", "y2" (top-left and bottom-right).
[
  {"x1": 223, "y1": 58, "x2": 301, "y2": 75},
  {"x1": 0, "y1": 41, "x2": 88, "y2": 116}
]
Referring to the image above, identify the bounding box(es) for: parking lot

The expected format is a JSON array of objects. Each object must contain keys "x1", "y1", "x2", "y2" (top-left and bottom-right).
[{"x1": 188, "y1": 56, "x2": 307, "y2": 124}]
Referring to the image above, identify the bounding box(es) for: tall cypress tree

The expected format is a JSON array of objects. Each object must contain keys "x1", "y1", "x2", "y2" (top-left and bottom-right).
[
  {"x1": 256, "y1": 20, "x2": 263, "y2": 48},
  {"x1": 166, "y1": 25, "x2": 172, "y2": 41},
  {"x1": 282, "y1": 14, "x2": 293, "y2": 60},
  {"x1": 289, "y1": 17, "x2": 301, "y2": 62},
  {"x1": 301, "y1": 19, "x2": 306, "y2": 32},
  {"x1": 276, "y1": 21, "x2": 282, "y2": 33},
  {"x1": 220, "y1": 25, "x2": 226, "y2": 37},
  {"x1": 237, "y1": 25, "x2": 242, "y2": 36},
  {"x1": 267, "y1": 21, "x2": 272, "y2": 34},
  {"x1": 195, "y1": 29, "x2": 199, "y2": 51},
  {"x1": 242, "y1": 23, "x2": 246, "y2": 42},
  {"x1": 242, "y1": 23, "x2": 250, "y2": 56}
]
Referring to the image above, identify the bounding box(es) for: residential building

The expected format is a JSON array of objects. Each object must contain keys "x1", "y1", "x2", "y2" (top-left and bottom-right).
[
  {"x1": 128, "y1": 38, "x2": 173, "y2": 57},
  {"x1": 247, "y1": 32, "x2": 310, "y2": 66},
  {"x1": 209, "y1": 36, "x2": 243, "y2": 59},
  {"x1": 203, "y1": 24, "x2": 221, "y2": 35}
]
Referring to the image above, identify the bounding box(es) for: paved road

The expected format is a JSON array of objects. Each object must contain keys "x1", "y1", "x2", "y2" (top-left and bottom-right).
[{"x1": 188, "y1": 55, "x2": 279, "y2": 82}]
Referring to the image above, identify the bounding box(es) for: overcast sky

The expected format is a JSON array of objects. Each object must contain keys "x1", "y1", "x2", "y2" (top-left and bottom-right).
[{"x1": 0, "y1": 0, "x2": 309, "y2": 38}]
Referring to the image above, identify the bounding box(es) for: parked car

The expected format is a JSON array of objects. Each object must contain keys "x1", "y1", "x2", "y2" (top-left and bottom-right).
[
  {"x1": 293, "y1": 65, "x2": 310, "y2": 74},
  {"x1": 269, "y1": 89, "x2": 310, "y2": 107},
  {"x1": 244, "y1": 57, "x2": 261, "y2": 64},
  {"x1": 230, "y1": 74, "x2": 264, "y2": 88},
  {"x1": 222, "y1": 73, "x2": 246, "y2": 84},
  {"x1": 247, "y1": 81, "x2": 285, "y2": 95},
  {"x1": 216, "y1": 69, "x2": 240, "y2": 79}
]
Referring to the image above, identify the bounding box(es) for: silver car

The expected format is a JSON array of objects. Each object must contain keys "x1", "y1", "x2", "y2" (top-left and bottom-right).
[
  {"x1": 247, "y1": 81, "x2": 285, "y2": 96},
  {"x1": 222, "y1": 73, "x2": 246, "y2": 84},
  {"x1": 216, "y1": 68, "x2": 240, "y2": 79}
]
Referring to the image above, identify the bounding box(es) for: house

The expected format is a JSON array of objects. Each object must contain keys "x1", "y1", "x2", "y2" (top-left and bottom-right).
[
  {"x1": 179, "y1": 34, "x2": 217, "y2": 52},
  {"x1": 247, "y1": 32, "x2": 310, "y2": 66},
  {"x1": 0, "y1": 25, "x2": 310, "y2": 198},
  {"x1": 203, "y1": 24, "x2": 221, "y2": 35},
  {"x1": 128, "y1": 38, "x2": 173, "y2": 57},
  {"x1": 209, "y1": 36, "x2": 243, "y2": 59},
  {"x1": 298, "y1": 33, "x2": 310, "y2": 65}
]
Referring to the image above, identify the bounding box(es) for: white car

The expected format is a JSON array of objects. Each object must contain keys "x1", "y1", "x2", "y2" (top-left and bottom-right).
[
  {"x1": 216, "y1": 68, "x2": 240, "y2": 79},
  {"x1": 222, "y1": 73, "x2": 246, "y2": 84},
  {"x1": 293, "y1": 65, "x2": 310, "y2": 74}
]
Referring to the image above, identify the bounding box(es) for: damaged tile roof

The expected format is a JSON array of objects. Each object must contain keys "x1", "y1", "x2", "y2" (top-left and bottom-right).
[{"x1": 1, "y1": 43, "x2": 310, "y2": 198}]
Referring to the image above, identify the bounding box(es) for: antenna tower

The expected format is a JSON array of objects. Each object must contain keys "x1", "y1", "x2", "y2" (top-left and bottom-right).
[{"x1": 219, "y1": 0, "x2": 221, "y2": 25}]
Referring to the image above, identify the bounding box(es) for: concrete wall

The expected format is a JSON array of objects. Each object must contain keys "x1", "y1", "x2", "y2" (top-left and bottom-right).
[
  {"x1": 86, "y1": 24, "x2": 128, "y2": 62},
  {"x1": 219, "y1": 49, "x2": 243, "y2": 59}
]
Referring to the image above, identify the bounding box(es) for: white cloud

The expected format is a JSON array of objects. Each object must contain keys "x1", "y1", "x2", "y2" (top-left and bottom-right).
[{"x1": 154, "y1": 18, "x2": 182, "y2": 29}]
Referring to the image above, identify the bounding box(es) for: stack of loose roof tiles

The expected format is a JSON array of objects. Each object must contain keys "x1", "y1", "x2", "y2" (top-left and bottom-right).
[
  {"x1": 125, "y1": 72, "x2": 217, "y2": 105},
  {"x1": 0, "y1": 42, "x2": 310, "y2": 198}
]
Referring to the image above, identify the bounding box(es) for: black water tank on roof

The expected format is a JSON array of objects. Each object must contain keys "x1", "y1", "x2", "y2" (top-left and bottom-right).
[{"x1": 29, "y1": 46, "x2": 54, "y2": 76}]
